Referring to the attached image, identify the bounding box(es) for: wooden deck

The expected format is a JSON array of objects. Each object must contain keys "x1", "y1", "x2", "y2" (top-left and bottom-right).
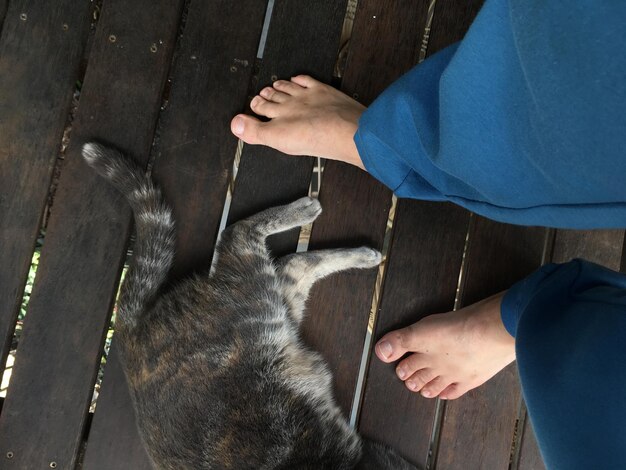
[{"x1": 1, "y1": 1, "x2": 624, "y2": 469}]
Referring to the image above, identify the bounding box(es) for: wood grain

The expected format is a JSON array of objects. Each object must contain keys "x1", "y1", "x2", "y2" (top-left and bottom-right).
[
  {"x1": 551, "y1": 229, "x2": 624, "y2": 270},
  {"x1": 0, "y1": 0, "x2": 184, "y2": 467},
  {"x1": 0, "y1": 0, "x2": 93, "y2": 382},
  {"x1": 436, "y1": 218, "x2": 547, "y2": 469},
  {"x1": 0, "y1": 0, "x2": 8, "y2": 34},
  {"x1": 356, "y1": 0, "x2": 483, "y2": 467},
  {"x1": 81, "y1": 1, "x2": 270, "y2": 468},
  {"x1": 359, "y1": 202, "x2": 469, "y2": 467},
  {"x1": 301, "y1": 0, "x2": 432, "y2": 419},
  {"x1": 226, "y1": 0, "x2": 349, "y2": 257}
]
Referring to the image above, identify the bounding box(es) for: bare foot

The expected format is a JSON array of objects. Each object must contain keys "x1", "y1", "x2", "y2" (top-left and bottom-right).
[
  {"x1": 230, "y1": 75, "x2": 366, "y2": 169},
  {"x1": 375, "y1": 292, "x2": 515, "y2": 400}
]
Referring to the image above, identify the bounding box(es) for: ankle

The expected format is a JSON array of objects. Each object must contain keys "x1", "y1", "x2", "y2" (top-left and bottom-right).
[{"x1": 464, "y1": 292, "x2": 515, "y2": 352}]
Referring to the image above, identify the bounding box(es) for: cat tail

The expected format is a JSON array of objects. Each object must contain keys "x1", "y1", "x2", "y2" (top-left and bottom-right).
[{"x1": 82, "y1": 142, "x2": 175, "y2": 327}]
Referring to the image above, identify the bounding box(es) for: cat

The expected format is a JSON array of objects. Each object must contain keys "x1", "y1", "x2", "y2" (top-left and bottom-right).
[{"x1": 82, "y1": 142, "x2": 418, "y2": 470}]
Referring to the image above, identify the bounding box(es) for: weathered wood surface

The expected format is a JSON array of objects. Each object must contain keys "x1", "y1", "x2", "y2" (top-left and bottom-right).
[
  {"x1": 226, "y1": 0, "x2": 349, "y2": 257},
  {"x1": 0, "y1": 0, "x2": 93, "y2": 383},
  {"x1": 359, "y1": 202, "x2": 469, "y2": 467},
  {"x1": 1, "y1": 0, "x2": 624, "y2": 468},
  {"x1": 436, "y1": 218, "x2": 547, "y2": 469},
  {"x1": 356, "y1": 0, "x2": 483, "y2": 467},
  {"x1": 82, "y1": 1, "x2": 270, "y2": 468},
  {"x1": 302, "y1": 0, "x2": 431, "y2": 420},
  {"x1": 517, "y1": 412, "x2": 546, "y2": 470},
  {"x1": 0, "y1": 0, "x2": 8, "y2": 34},
  {"x1": 0, "y1": 0, "x2": 184, "y2": 467},
  {"x1": 551, "y1": 229, "x2": 624, "y2": 270}
]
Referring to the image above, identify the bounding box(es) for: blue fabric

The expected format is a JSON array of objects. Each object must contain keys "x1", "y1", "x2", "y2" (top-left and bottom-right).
[
  {"x1": 354, "y1": 0, "x2": 626, "y2": 229},
  {"x1": 353, "y1": 0, "x2": 626, "y2": 466},
  {"x1": 501, "y1": 260, "x2": 626, "y2": 469}
]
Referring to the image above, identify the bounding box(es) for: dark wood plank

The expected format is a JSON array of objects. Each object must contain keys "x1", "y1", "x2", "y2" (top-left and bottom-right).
[
  {"x1": 360, "y1": 202, "x2": 469, "y2": 466},
  {"x1": 226, "y1": 0, "x2": 349, "y2": 257},
  {"x1": 516, "y1": 228, "x2": 624, "y2": 469},
  {"x1": 0, "y1": 0, "x2": 8, "y2": 34},
  {"x1": 426, "y1": 0, "x2": 484, "y2": 54},
  {"x1": 0, "y1": 0, "x2": 93, "y2": 378},
  {"x1": 302, "y1": 0, "x2": 433, "y2": 419},
  {"x1": 517, "y1": 419, "x2": 546, "y2": 470},
  {"x1": 82, "y1": 1, "x2": 270, "y2": 468},
  {"x1": 83, "y1": 350, "x2": 155, "y2": 470},
  {"x1": 0, "y1": 1, "x2": 184, "y2": 467},
  {"x1": 551, "y1": 229, "x2": 624, "y2": 271},
  {"x1": 356, "y1": 0, "x2": 482, "y2": 466},
  {"x1": 436, "y1": 218, "x2": 547, "y2": 470}
]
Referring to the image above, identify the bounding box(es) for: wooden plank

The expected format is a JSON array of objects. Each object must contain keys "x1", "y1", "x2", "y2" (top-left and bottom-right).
[
  {"x1": 516, "y1": 228, "x2": 624, "y2": 469},
  {"x1": 300, "y1": 0, "x2": 430, "y2": 420},
  {"x1": 356, "y1": 0, "x2": 482, "y2": 466},
  {"x1": 0, "y1": 0, "x2": 93, "y2": 378},
  {"x1": 83, "y1": 351, "x2": 154, "y2": 470},
  {"x1": 517, "y1": 418, "x2": 546, "y2": 470},
  {"x1": 0, "y1": 0, "x2": 8, "y2": 33},
  {"x1": 359, "y1": 202, "x2": 469, "y2": 466},
  {"x1": 226, "y1": 0, "x2": 349, "y2": 257},
  {"x1": 81, "y1": 1, "x2": 270, "y2": 468},
  {"x1": 436, "y1": 218, "x2": 547, "y2": 470},
  {"x1": 426, "y1": 0, "x2": 484, "y2": 54},
  {"x1": 0, "y1": 1, "x2": 184, "y2": 468},
  {"x1": 551, "y1": 229, "x2": 624, "y2": 270}
]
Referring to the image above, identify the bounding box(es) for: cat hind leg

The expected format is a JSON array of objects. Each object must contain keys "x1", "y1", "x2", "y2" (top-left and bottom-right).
[{"x1": 276, "y1": 247, "x2": 382, "y2": 323}]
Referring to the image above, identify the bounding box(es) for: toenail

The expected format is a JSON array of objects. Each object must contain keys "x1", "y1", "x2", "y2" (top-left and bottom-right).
[
  {"x1": 377, "y1": 341, "x2": 393, "y2": 359},
  {"x1": 406, "y1": 380, "x2": 417, "y2": 390},
  {"x1": 232, "y1": 117, "x2": 244, "y2": 136},
  {"x1": 397, "y1": 368, "x2": 406, "y2": 379},
  {"x1": 422, "y1": 390, "x2": 431, "y2": 398}
]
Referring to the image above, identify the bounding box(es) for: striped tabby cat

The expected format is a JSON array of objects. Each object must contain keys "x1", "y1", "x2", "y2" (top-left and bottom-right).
[{"x1": 82, "y1": 142, "x2": 417, "y2": 470}]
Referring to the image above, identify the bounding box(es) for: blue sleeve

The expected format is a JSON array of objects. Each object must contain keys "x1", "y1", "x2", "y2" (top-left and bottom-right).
[
  {"x1": 354, "y1": 0, "x2": 626, "y2": 229},
  {"x1": 500, "y1": 263, "x2": 563, "y2": 338},
  {"x1": 500, "y1": 259, "x2": 626, "y2": 338},
  {"x1": 500, "y1": 259, "x2": 626, "y2": 469}
]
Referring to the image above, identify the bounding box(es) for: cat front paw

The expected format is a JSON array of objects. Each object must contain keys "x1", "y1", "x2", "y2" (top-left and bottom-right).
[
  {"x1": 353, "y1": 247, "x2": 383, "y2": 268},
  {"x1": 290, "y1": 197, "x2": 322, "y2": 224}
]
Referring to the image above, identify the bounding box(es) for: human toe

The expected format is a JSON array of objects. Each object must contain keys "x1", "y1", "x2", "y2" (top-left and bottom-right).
[
  {"x1": 273, "y1": 79, "x2": 306, "y2": 95},
  {"x1": 260, "y1": 86, "x2": 289, "y2": 103},
  {"x1": 375, "y1": 324, "x2": 422, "y2": 363},
  {"x1": 420, "y1": 376, "x2": 452, "y2": 398},
  {"x1": 405, "y1": 369, "x2": 437, "y2": 393},
  {"x1": 438, "y1": 383, "x2": 471, "y2": 400},
  {"x1": 231, "y1": 115, "x2": 267, "y2": 145},
  {"x1": 250, "y1": 96, "x2": 281, "y2": 117},
  {"x1": 290, "y1": 74, "x2": 320, "y2": 88},
  {"x1": 396, "y1": 353, "x2": 427, "y2": 380}
]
